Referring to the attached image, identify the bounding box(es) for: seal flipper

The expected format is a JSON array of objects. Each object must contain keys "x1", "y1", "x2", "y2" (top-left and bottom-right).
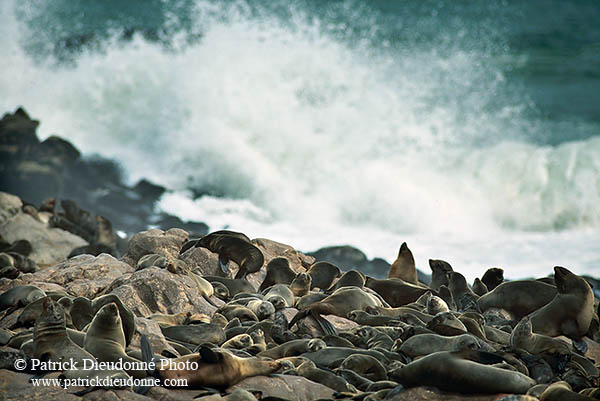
[
  {"x1": 199, "y1": 345, "x2": 222, "y2": 363},
  {"x1": 234, "y1": 268, "x2": 247, "y2": 280},
  {"x1": 202, "y1": 294, "x2": 217, "y2": 307},
  {"x1": 572, "y1": 338, "x2": 588, "y2": 355},
  {"x1": 137, "y1": 334, "x2": 157, "y2": 395},
  {"x1": 218, "y1": 255, "x2": 230, "y2": 274},
  {"x1": 288, "y1": 310, "x2": 309, "y2": 329},
  {"x1": 310, "y1": 309, "x2": 337, "y2": 336}
]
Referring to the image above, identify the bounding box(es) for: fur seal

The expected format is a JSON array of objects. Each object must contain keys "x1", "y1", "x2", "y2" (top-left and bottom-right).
[
  {"x1": 307, "y1": 261, "x2": 341, "y2": 290},
  {"x1": 245, "y1": 299, "x2": 275, "y2": 320},
  {"x1": 290, "y1": 272, "x2": 311, "y2": 297},
  {"x1": 217, "y1": 304, "x2": 259, "y2": 322},
  {"x1": 301, "y1": 347, "x2": 389, "y2": 368},
  {"x1": 222, "y1": 334, "x2": 253, "y2": 349},
  {"x1": 390, "y1": 350, "x2": 536, "y2": 394},
  {"x1": 0, "y1": 285, "x2": 45, "y2": 312},
  {"x1": 290, "y1": 287, "x2": 385, "y2": 335},
  {"x1": 510, "y1": 316, "x2": 571, "y2": 355},
  {"x1": 347, "y1": 310, "x2": 402, "y2": 327},
  {"x1": 427, "y1": 294, "x2": 450, "y2": 315},
  {"x1": 197, "y1": 231, "x2": 264, "y2": 279},
  {"x1": 429, "y1": 259, "x2": 453, "y2": 291},
  {"x1": 84, "y1": 303, "x2": 147, "y2": 379},
  {"x1": 539, "y1": 380, "x2": 594, "y2": 401},
  {"x1": 448, "y1": 271, "x2": 479, "y2": 311},
  {"x1": 263, "y1": 284, "x2": 295, "y2": 310},
  {"x1": 91, "y1": 294, "x2": 135, "y2": 346},
  {"x1": 529, "y1": 266, "x2": 594, "y2": 341},
  {"x1": 205, "y1": 276, "x2": 256, "y2": 297},
  {"x1": 472, "y1": 278, "x2": 488, "y2": 296},
  {"x1": 426, "y1": 312, "x2": 468, "y2": 336},
  {"x1": 478, "y1": 280, "x2": 558, "y2": 318},
  {"x1": 399, "y1": 333, "x2": 483, "y2": 357},
  {"x1": 259, "y1": 257, "x2": 296, "y2": 292},
  {"x1": 387, "y1": 242, "x2": 418, "y2": 284},
  {"x1": 365, "y1": 277, "x2": 430, "y2": 307},
  {"x1": 146, "y1": 341, "x2": 282, "y2": 389},
  {"x1": 340, "y1": 354, "x2": 387, "y2": 382},
  {"x1": 438, "y1": 285, "x2": 456, "y2": 311},
  {"x1": 481, "y1": 267, "x2": 504, "y2": 290},
  {"x1": 297, "y1": 360, "x2": 357, "y2": 392},
  {"x1": 258, "y1": 338, "x2": 326, "y2": 359},
  {"x1": 327, "y1": 270, "x2": 365, "y2": 292}
]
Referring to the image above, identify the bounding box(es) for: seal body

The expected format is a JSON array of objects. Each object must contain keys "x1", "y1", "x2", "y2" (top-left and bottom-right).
[{"x1": 388, "y1": 242, "x2": 418, "y2": 284}]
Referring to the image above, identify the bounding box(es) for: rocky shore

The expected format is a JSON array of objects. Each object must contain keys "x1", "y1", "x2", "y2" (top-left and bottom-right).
[{"x1": 0, "y1": 108, "x2": 599, "y2": 401}]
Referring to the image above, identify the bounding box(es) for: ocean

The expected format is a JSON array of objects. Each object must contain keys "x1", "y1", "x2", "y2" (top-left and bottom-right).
[{"x1": 1, "y1": 0, "x2": 599, "y2": 281}]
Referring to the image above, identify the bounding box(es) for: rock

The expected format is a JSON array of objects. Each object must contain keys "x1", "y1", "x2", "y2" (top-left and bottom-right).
[
  {"x1": 180, "y1": 247, "x2": 222, "y2": 277},
  {"x1": 384, "y1": 386, "x2": 522, "y2": 400},
  {"x1": 0, "y1": 369, "x2": 80, "y2": 401},
  {"x1": 0, "y1": 212, "x2": 88, "y2": 267},
  {"x1": 108, "y1": 267, "x2": 217, "y2": 317},
  {"x1": 0, "y1": 278, "x2": 67, "y2": 295},
  {"x1": 0, "y1": 192, "x2": 22, "y2": 226},
  {"x1": 121, "y1": 229, "x2": 189, "y2": 267},
  {"x1": 229, "y1": 374, "x2": 334, "y2": 401},
  {"x1": 131, "y1": 317, "x2": 180, "y2": 357},
  {"x1": 25, "y1": 254, "x2": 133, "y2": 298},
  {"x1": 0, "y1": 347, "x2": 27, "y2": 370},
  {"x1": 155, "y1": 214, "x2": 209, "y2": 238},
  {"x1": 247, "y1": 238, "x2": 313, "y2": 289},
  {"x1": 297, "y1": 314, "x2": 359, "y2": 337}
]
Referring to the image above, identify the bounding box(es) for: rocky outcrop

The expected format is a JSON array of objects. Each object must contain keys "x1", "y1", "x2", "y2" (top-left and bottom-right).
[
  {"x1": 107, "y1": 266, "x2": 217, "y2": 317},
  {"x1": 121, "y1": 228, "x2": 189, "y2": 268}
]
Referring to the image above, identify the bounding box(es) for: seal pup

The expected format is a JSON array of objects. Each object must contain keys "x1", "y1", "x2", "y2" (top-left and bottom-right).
[
  {"x1": 258, "y1": 338, "x2": 326, "y2": 359},
  {"x1": 205, "y1": 276, "x2": 256, "y2": 297},
  {"x1": 307, "y1": 261, "x2": 341, "y2": 290},
  {"x1": 197, "y1": 231, "x2": 264, "y2": 279},
  {"x1": 84, "y1": 303, "x2": 147, "y2": 379},
  {"x1": 290, "y1": 287, "x2": 385, "y2": 336},
  {"x1": 529, "y1": 266, "x2": 594, "y2": 344},
  {"x1": 429, "y1": 259, "x2": 453, "y2": 291},
  {"x1": 472, "y1": 278, "x2": 488, "y2": 296},
  {"x1": 258, "y1": 257, "x2": 296, "y2": 292},
  {"x1": 390, "y1": 350, "x2": 536, "y2": 394},
  {"x1": 510, "y1": 316, "x2": 571, "y2": 355},
  {"x1": 387, "y1": 242, "x2": 418, "y2": 284},
  {"x1": 478, "y1": 280, "x2": 558, "y2": 318},
  {"x1": 481, "y1": 267, "x2": 504, "y2": 290},
  {"x1": 143, "y1": 337, "x2": 281, "y2": 389},
  {"x1": 263, "y1": 284, "x2": 295, "y2": 310}
]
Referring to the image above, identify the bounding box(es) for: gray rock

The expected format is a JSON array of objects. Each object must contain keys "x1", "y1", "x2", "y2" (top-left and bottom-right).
[
  {"x1": 121, "y1": 228, "x2": 189, "y2": 267},
  {"x1": 229, "y1": 374, "x2": 334, "y2": 401}
]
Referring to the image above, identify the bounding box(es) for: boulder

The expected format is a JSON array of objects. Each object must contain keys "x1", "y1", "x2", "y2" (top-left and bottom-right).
[
  {"x1": 180, "y1": 247, "x2": 222, "y2": 277},
  {"x1": 108, "y1": 267, "x2": 217, "y2": 317},
  {"x1": 28, "y1": 254, "x2": 133, "y2": 298},
  {"x1": 0, "y1": 192, "x2": 22, "y2": 226},
  {"x1": 130, "y1": 317, "x2": 180, "y2": 357},
  {"x1": 0, "y1": 369, "x2": 80, "y2": 401},
  {"x1": 0, "y1": 210, "x2": 87, "y2": 267},
  {"x1": 121, "y1": 229, "x2": 189, "y2": 267},
  {"x1": 229, "y1": 374, "x2": 334, "y2": 401}
]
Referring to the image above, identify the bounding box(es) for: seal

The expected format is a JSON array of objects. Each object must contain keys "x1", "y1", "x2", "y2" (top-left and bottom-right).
[
  {"x1": 161, "y1": 323, "x2": 226, "y2": 345},
  {"x1": 91, "y1": 294, "x2": 135, "y2": 347},
  {"x1": 426, "y1": 312, "x2": 468, "y2": 336},
  {"x1": 437, "y1": 285, "x2": 456, "y2": 311},
  {"x1": 477, "y1": 280, "x2": 558, "y2": 318},
  {"x1": 365, "y1": 277, "x2": 431, "y2": 307},
  {"x1": 146, "y1": 340, "x2": 282, "y2": 389},
  {"x1": 472, "y1": 278, "x2": 488, "y2": 296},
  {"x1": 399, "y1": 333, "x2": 485, "y2": 357},
  {"x1": 222, "y1": 334, "x2": 253, "y2": 350},
  {"x1": 245, "y1": 299, "x2": 275, "y2": 320},
  {"x1": 510, "y1": 316, "x2": 571, "y2": 355},
  {"x1": 390, "y1": 350, "x2": 536, "y2": 394},
  {"x1": 481, "y1": 267, "x2": 504, "y2": 291},
  {"x1": 340, "y1": 354, "x2": 387, "y2": 382},
  {"x1": 0, "y1": 285, "x2": 45, "y2": 312},
  {"x1": 258, "y1": 338, "x2": 326, "y2": 359},
  {"x1": 290, "y1": 272, "x2": 312, "y2": 297},
  {"x1": 448, "y1": 271, "x2": 479, "y2": 311},
  {"x1": 327, "y1": 270, "x2": 365, "y2": 292},
  {"x1": 538, "y1": 381, "x2": 592, "y2": 401},
  {"x1": 84, "y1": 302, "x2": 147, "y2": 379},
  {"x1": 197, "y1": 231, "x2": 264, "y2": 279},
  {"x1": 387, "y1": 242, "x2": 418, "y2": 284},
  {"x1": 258, "y1": 257, "x2": 296, "y2": 292},
  {"x1": 263, "y1": 284, "x2": 295, "y2": 310},
  {"x1": 529, "y1": 266, "x2": 594, "y2": 342},
  {"x1": 290, "y1": 287, "x2": 385, "y2": 336},
  {"x1": 346, "y1": 310, "x2": 402, "y2": 327},
  {"x1": 429, "y1": 259, "x2": 453, "y2": 291},
  {"x1": 307, "y1": 261, "x2": 341, "y2": 290},
  {"x1": 296, "y1": 360, "x2": 357, "y2": 393},
  {"x1": 205, "y1": 276, "x2": 256, "y2": 297},
  {"x1": 70, "y1": 296, "x2": 95, "y2": 331}
]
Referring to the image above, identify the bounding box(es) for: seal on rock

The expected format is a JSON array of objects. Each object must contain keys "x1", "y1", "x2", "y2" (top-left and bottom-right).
[{"x1": 197, "y1": 230, "x2": 264, "y2": 279}]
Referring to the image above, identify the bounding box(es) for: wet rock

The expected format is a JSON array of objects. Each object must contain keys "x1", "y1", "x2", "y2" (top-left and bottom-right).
[
  {"x1": 108, "y1": 266, "x2": 216, "y2": 317},
  {"x1": 121, "y1": 228, "x2": 189, "y2": 267}
]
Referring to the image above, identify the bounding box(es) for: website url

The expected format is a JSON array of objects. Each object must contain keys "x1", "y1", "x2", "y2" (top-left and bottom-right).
[{"x1": 30, "y1": 376, "x2": 187, "y2": 389}]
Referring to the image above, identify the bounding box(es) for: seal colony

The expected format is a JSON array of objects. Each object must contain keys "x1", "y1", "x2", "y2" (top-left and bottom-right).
[{"x1": 1, "y1": 217, "x2": 599, "y2": 401}]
